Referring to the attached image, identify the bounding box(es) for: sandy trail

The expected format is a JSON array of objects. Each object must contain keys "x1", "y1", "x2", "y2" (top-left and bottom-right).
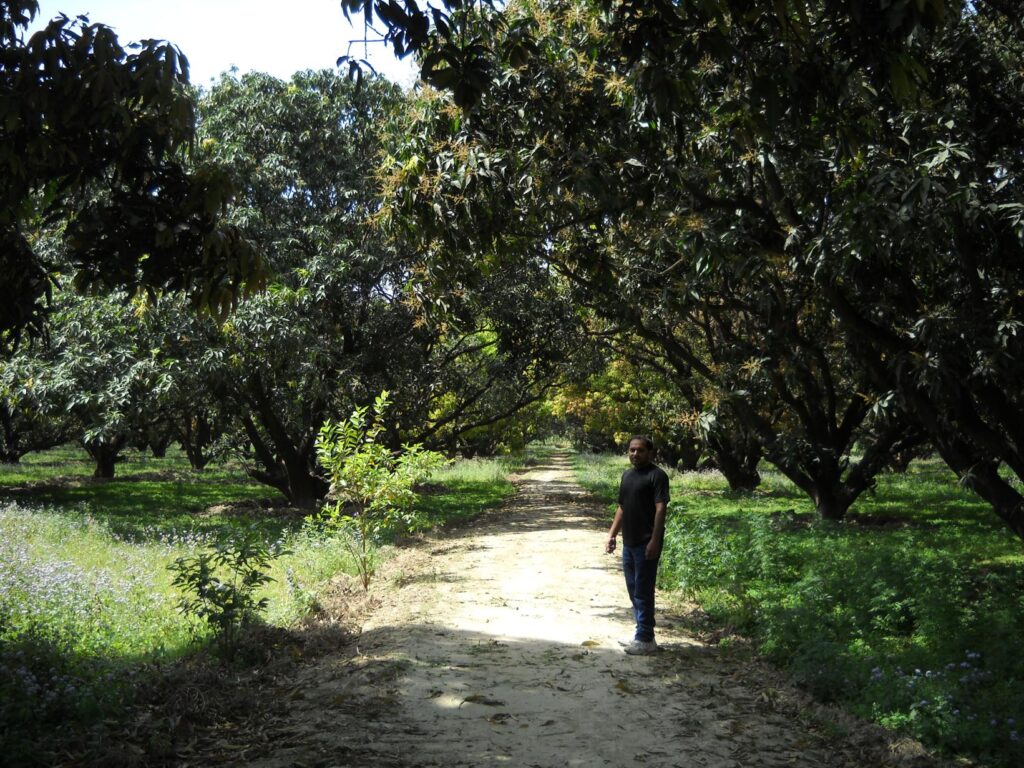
[{"x1": 246, "y1": 454, "x2": 932, "y2": 768}]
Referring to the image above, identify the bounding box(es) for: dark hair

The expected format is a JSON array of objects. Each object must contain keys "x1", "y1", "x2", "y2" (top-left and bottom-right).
[{"x1": 628, "y1": 435, "x2": 654, "y2": 450}]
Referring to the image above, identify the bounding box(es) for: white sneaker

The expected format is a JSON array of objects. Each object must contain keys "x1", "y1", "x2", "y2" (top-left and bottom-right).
[
  {"x1": 624, "y1": 639, "x2": 658, "y2": 655},
  {"x1": 617, "y1": 637, "x2": 633, "y2": 647}
]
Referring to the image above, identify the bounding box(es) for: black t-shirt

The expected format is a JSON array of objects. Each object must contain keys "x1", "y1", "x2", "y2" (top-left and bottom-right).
[{"x1": 618, "y1": 463, "x2": 670, "y2": 546}]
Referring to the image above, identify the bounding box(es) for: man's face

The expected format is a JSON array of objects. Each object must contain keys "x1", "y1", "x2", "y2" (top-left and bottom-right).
[{"x1": 628, "y1": 439, "x2": 653, "y2": 467}]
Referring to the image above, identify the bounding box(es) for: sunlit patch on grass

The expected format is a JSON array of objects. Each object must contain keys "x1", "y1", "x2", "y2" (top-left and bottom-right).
[{"x1": 0, "y1": 446, "x2": 523, "y2": 754}]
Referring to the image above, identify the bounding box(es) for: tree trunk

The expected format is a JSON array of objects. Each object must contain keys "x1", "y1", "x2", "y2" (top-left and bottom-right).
[
  {"x1": 182, "y1": 441, "x2": 211, "y2": 471},
  {"x1": 1, "y1": 404, "x2": 23, "y2": 463},
  {"x1": 661, "y1": 437, "x2": 702, "y2": 471},
  {"x1": 965, "y1": 469, "x2": 1024, "y2": 541},
  {"x1": 285, "y1": 463, "x2": 329, "y2": 510},
  {"x1": 709, "y1": 434, "x2": 762, "y2": 492},
  {"x1": 83, "y1": 435, "x2": 127, "y2": 479},
  {"x1": 178, "y1": 414, "x2": 215, "y2": 470},
  {"x1": 250, "y1": 454, "x2": 329, "y2": 509},
  {"x1": 811, "y1": 486, "x2": 853, "y2": 522},
  {"x1": 93, "y1": 452, "x2": 116, "y2": 479},
  {"x1": 935, "y1": 438, "x2": 1024, "y2": 541},
  {"x1": 88, "y1": 443, "x2": 122, "y2": 479},
  {"x1": 767, "y1": 453, "x2": 855, "y2": 522},
  {"x1": 715, "y1": 450, "x2": 761, "y2": 491},
  {"x1": 149, "y1": 428, "x2": 173, "y2": 459},
  {"x1": 242, "y1": 414, "x2": 328, "y2": 507}
]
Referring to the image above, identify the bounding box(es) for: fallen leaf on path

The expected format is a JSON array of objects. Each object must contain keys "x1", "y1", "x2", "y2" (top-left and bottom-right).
[
  {"x1": 460, "y1": 694, "x2": 506, "y2": 707},
  {"x1": 614, "y1": 680, "x2": 636, "y2": 694},
  {"x1": 581, "y1": 640, "x2": 601, "y2": 648}
]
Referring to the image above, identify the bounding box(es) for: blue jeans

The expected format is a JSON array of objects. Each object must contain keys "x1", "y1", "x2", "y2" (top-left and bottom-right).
[{"x1": 622, "y1": 543, "x2": 659, "y2": 642}]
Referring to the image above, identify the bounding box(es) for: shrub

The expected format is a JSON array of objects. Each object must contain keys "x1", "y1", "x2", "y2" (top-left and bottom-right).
[
  {"x1": 169, "y1": 526, "x2": 283, "y2": 658},
  {"x1": 315, "y1": 392, "x2": 447, "y2": 589}
]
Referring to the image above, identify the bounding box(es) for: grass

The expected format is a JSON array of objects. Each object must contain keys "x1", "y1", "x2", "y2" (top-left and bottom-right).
[
  {"x1": 414, "y1": 454, "x2": 522, "y2": 527},
  {"x1": 0, "y1": 505, "x2": 195, "y2": 716},
  {"x1": 1, "y1": 445, "x2": 278, "y2": 541},
  {"x1": 0, "y1": 445, "x2": 522, "y2": 761},
  {"x1": 575, "y1": 451, "x2": 1024, "y2": 767}
]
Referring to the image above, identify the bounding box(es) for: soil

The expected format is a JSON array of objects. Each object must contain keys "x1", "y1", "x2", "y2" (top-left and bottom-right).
[
  {"x1": 166, "y1": 453, "x2": 945, "y2": 768},
  {"x1": 53, "y1": 453, "x2": 955, "y2": 768}
]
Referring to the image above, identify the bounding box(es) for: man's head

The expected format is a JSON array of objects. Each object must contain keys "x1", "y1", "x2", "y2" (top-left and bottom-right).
[{"x1": 627, "y1": 435, "x2": 655, "y2": 468}]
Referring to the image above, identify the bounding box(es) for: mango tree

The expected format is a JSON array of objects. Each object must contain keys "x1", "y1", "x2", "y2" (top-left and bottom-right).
[
  {"x1": 381, "y1": 2, "x2": 928, "y2": 518},
  {"x1": 19, "y1": 290, "x2": 170, "y2": 477},
  {"x1": 196, "y1": 69, "x2": 594, "y2": 504},
  {"x1": 1, "y1": 1, "x2": 263, "y2": 346}
]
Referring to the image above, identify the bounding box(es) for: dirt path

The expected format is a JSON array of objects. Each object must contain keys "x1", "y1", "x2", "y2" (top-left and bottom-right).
[{"x1": 244, "y1": 454, "x2": 938, "y2": 768}]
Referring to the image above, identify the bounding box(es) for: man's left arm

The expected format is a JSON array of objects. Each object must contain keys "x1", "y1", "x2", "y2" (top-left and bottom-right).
[
  {"x1": 645, "y1": 500, "x2": 667, "y2": 560},
  {"x1": 646, "y1": 469, "x2": 670, "y2": 560}
]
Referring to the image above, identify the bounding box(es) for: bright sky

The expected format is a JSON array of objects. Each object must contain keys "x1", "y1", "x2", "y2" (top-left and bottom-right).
[{"x1": 28, "y1": 0, "x2": 418, "y2": 87}]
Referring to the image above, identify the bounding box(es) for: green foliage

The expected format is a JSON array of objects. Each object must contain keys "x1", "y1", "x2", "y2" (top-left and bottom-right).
[
  {"x1": 383, "y1": 0, "x2": 1024, "y2": 535},
  {"x1": 187, "y1": 70, "x2": 410, "y2": 506},
  {"x1": 662, "y1": 514, "x2": 1024, "y2": 766},
  {"x1": 1, "y1": 442, "x2": 520, "y2": 763},
  {"x1": 316, "y1": 392, "x2": 448, "y2": 588},
  {"x1": 169, "y1": 527, "x2": 283, "y2": 658},
  {"x1": 0, "y1": 502, "x2": 196, "y2": 749},
  {"x1": 552, "y1": 353, "x2": 707, "y2": 469},
  {"x1": 1, "y1": 1, "x2": 264, "y2": 344},
  {"x1": 578, "y1": 452, "x2": 1024, "y2": 766}
]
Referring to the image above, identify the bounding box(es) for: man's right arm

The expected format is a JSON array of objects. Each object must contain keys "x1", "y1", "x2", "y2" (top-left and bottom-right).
[{"x1": 606, "y1": 506, "x2": 624, "y2": 553}]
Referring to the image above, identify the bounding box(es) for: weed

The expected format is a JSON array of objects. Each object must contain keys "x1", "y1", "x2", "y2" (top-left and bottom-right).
[
  {"x1": 576, "y1": 452, "x2": 1024, "y2": 768},
  {"x1": 169, "y1": 526, "x2": 285, "y2": 658},
  {"x1": 1, "y1": 444, "x2": 519, "y2": 755}
]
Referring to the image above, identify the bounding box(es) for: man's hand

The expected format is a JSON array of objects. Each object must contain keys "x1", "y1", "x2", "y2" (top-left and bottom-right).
[
  {"x1": 605, "y1": 535, "x2": 617, "y2": 554},
  {"x1": 645, "y1": 537, "x2": 662, "y2": 560}
]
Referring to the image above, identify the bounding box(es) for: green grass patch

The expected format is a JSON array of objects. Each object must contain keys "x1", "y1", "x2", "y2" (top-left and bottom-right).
[
  {"x1": 0, "y1": 445, "x2": 279, "y2": 541},
  {"x1": 414, "y1": 454, "x2": 522, "y2": 527},
  {"x1": 574, "y1": 452, "x2": 1024, "y2": 768},
  {"x1": 1, "y1": 447, "x2": 522, "y2": 757},
  {"x1": 0, "y1": 502, "x2": 197, "y2": 750},
  {"x1": 523, "y1": 436, "x2": 570, "y2": 464}
]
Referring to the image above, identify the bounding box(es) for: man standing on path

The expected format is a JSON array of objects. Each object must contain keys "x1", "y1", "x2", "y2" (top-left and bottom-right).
[{"x1": 605, "y1": 435, "x2": 670, "y2": 655}]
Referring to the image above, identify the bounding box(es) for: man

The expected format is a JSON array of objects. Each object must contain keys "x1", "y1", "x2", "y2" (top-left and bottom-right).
[{"x1": 605, "y1": 435, "x2": 670, "y2": 655}]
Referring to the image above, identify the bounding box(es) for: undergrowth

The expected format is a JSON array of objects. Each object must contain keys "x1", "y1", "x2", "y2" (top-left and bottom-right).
[
  {"x1": 0, "y1": 446, "x2": 521, "y2": 763},
  {"x1": 575, "y1": 451, "x2": 1024, "y2": 768}
]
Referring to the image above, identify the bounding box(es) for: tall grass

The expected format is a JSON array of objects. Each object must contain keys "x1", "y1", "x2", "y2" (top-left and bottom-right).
[
  {"x1": 414, "y1": 454, "x2": 522, "y2": 527},
  {"x1": 0, "y1": 503, "x2": 198, "y2": 731},
  {"x1": 574, "y1": 452, "x2": 1024, "y2": 768},
  {"x1": 1, "y1": 446, "x2": 522, "y2": 754}
]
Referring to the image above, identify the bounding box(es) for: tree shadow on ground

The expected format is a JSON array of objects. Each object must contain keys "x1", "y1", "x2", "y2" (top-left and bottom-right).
[{"x1": 186, "y1": 621, "x2": 934, "y2": 768}]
